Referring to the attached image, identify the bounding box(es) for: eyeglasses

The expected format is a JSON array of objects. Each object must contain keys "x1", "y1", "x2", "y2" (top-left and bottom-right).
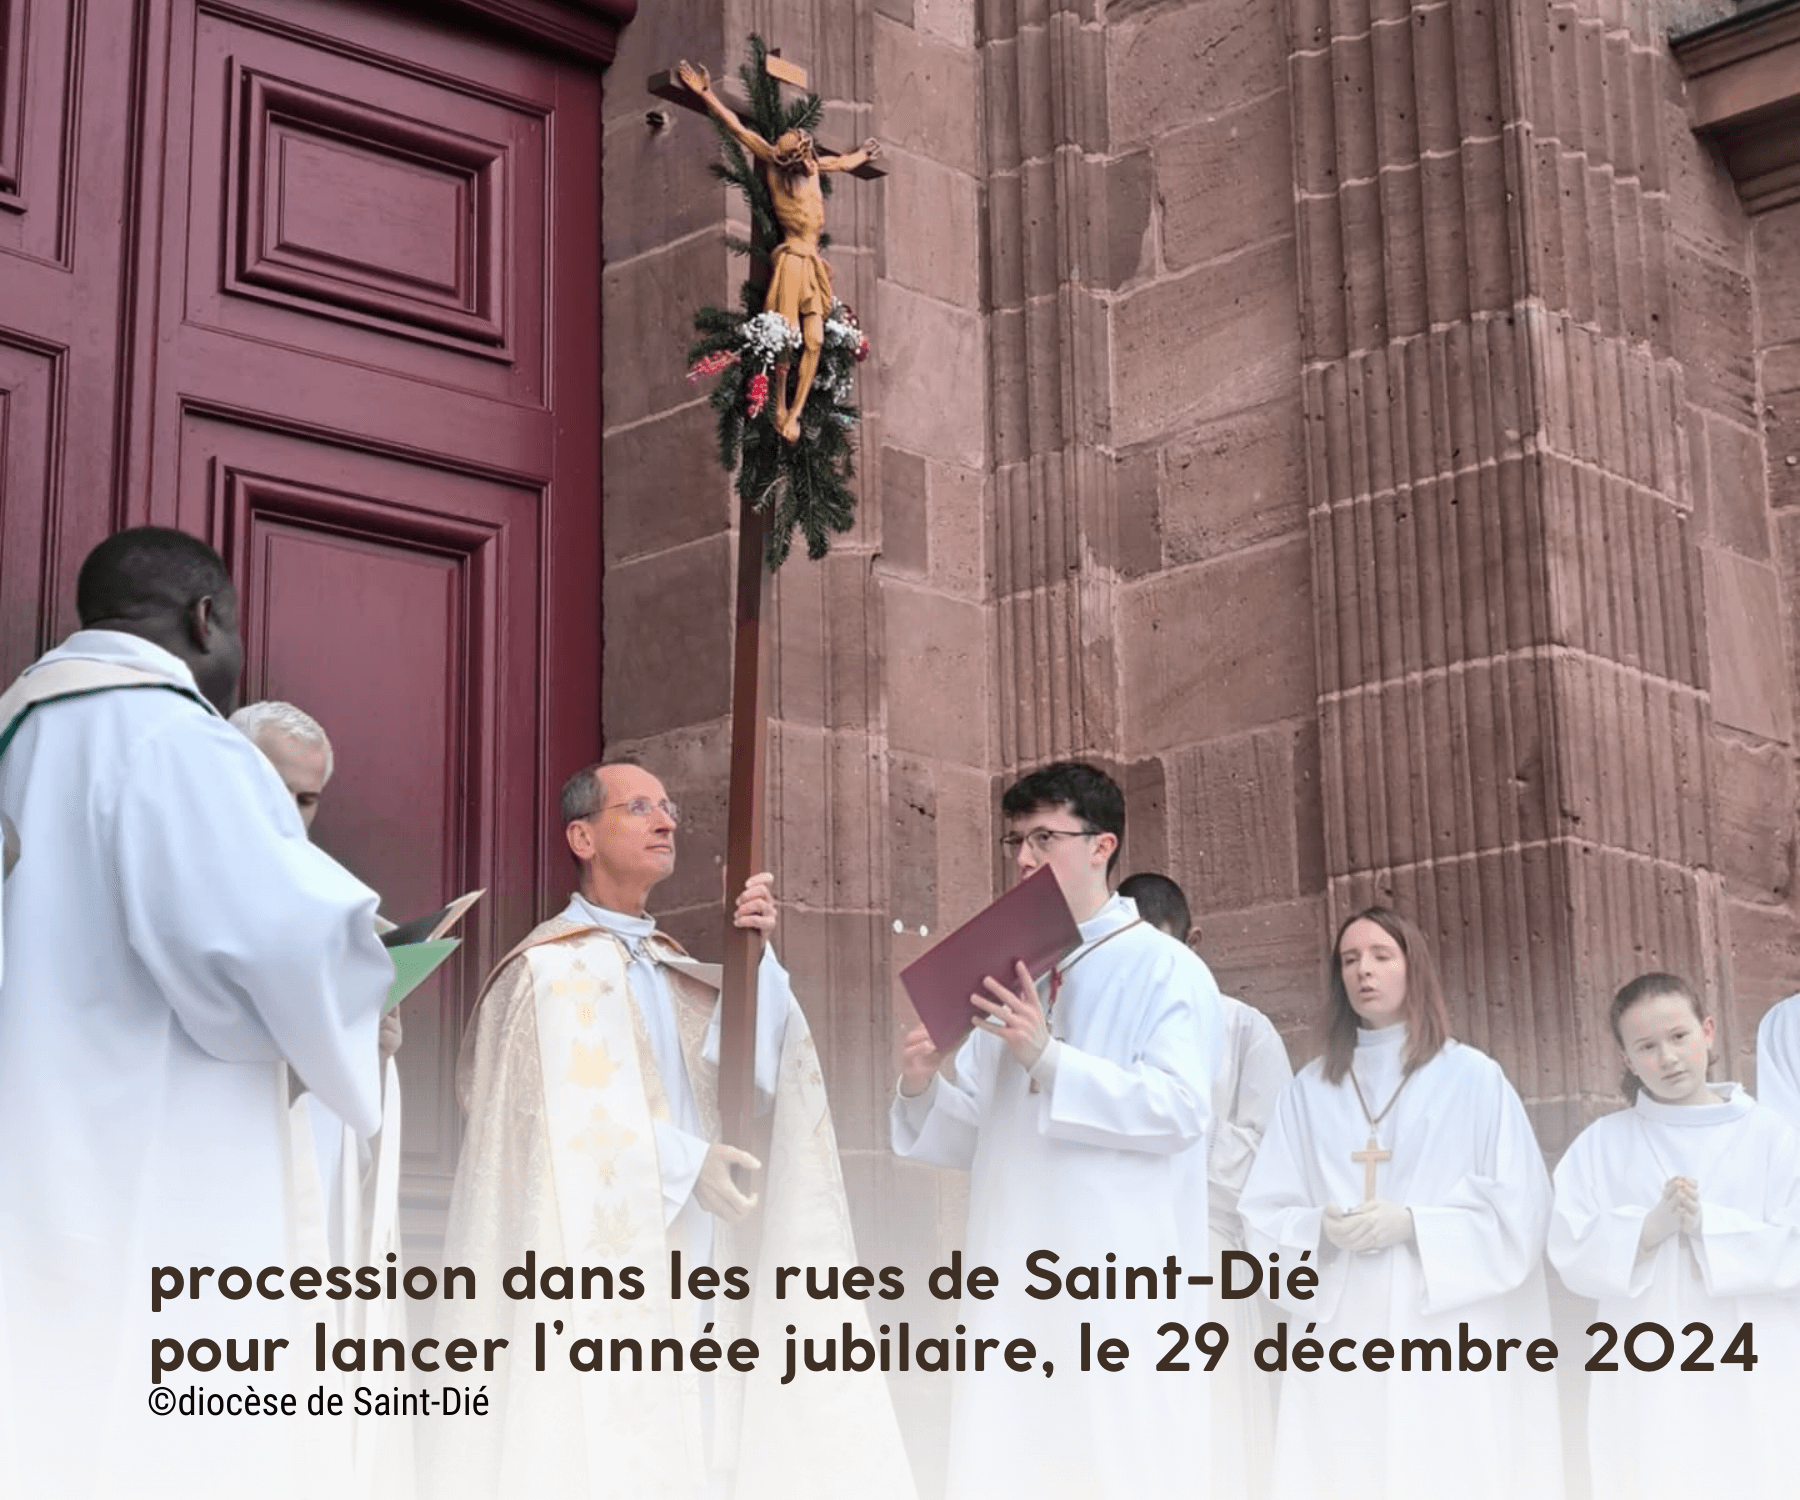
[
  {"x1": 999, "y1": 827, "x2": 1098, "y2": 855},
  {"x1": 597, "y1": 796, "x2": 681, "y2": 825}
]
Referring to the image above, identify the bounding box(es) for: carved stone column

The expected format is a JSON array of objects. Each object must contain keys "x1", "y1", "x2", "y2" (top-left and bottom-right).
[
  {"x1": 1290, "y1": 0, "x2": 1724, "y2": 1143},
  {"x1": 982, "y1": 2, "x2": 1123, "y2": 767}
]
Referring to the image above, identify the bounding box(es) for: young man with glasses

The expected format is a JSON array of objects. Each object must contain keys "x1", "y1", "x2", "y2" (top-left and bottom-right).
[
  {"x1": 436, "y1": 761, "x2": 914, "y2": 1499},
  {"x1": 892, "y1": 760, "x2": 1222, "y2": 1500}
]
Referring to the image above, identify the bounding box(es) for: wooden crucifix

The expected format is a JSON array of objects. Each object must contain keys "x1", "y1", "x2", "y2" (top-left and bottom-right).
[
  {"x1": 1352, "y1": 1135, "x2": 1392, "y2": 1201},
  {"x1": 652, "y1": 49, "x2": 885, "y2": 1157}
]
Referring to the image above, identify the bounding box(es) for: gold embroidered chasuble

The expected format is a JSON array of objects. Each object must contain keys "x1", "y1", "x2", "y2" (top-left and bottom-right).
[{"x1": 435, "y1": 915, "x2": 915, "y2": 1500}]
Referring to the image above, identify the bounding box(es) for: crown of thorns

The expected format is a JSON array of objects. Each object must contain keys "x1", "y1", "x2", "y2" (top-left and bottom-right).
[{"x1": 771, "y1": 130, "x2": 814, "y2": 171}]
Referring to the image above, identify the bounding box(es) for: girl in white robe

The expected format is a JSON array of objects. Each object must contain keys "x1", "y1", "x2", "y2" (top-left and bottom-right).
[
  {"x1": 1238, "y1": 907, "x2": 1563, "y2": 1500},
  {"x1": 1549, "y1": 972, "x2": 1800, "y2": 1500}
]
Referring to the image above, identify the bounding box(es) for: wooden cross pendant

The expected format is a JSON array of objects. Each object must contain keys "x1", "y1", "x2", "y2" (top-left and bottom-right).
[{"x1": 1351, "y1": 1134, "x2": 1391, "y2": 1201}]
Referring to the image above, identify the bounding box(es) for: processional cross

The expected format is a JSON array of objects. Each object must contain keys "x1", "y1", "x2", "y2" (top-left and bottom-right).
[
  {"x1": 650, "y1": 50, "x2": 885, "y2": 1156},
  {"x1": 1351, "y1": 1136, "x2": 1392, "y2": 1201}
]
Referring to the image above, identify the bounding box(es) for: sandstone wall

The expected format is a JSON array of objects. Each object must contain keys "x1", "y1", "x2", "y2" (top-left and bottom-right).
[{"x1": 596, "y1": 0, "x2": 1800, "y2": 1273}]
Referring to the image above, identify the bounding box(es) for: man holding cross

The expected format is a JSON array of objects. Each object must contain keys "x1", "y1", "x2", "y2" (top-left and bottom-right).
[
  {"x1": 1237, "y1": 907, "x2": 1562, "y2": 1500},
  {"x1": 433, "y1": 761, "x2": 913, "y2": 1500}
]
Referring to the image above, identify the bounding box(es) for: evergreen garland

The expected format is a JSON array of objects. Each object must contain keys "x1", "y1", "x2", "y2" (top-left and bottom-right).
[{"x1": 685, "y1": 36, "x2": 868, "y2": 570}]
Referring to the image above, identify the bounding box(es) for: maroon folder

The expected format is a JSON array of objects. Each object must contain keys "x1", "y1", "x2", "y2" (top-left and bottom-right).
[{"x1": 900, "y1": 866, "x2": 1083, "y2": 1051}]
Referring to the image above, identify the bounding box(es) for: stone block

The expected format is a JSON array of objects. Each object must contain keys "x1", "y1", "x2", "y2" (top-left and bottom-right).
[
  {"x1": 1288, "y1": 49, "x2": 1336, "y2": 197},
  {"x1": 884, "y1": 580, "x2": 990, "y2": 763},
  {"x1": 1331, "y1": 32, "x2": 1379, "y2": 184},
  {"x1": 1060, "y1": 10, "x2": 1114, "y2": 157},
  {"x1": 882, "y1": 445, "x2": 929, "y2": 575},
  {"x1": 1754, "y1": 203, "x2": 1800, "y2": 348},
  {"x1": 880, "y1": 149, "x2": 982, "y2": 310},
  {"x1": 1703, "y1": 411, "x2": 1772, "y2": 559},
  {"x1": 772, "y1": 722, "x2": 832, "y2": 909},
  {"x1": 932, "y1": 763, "x2": 994, "y2": 931},
  {"x1": 1019, "y1": 157, "x2": 1060, "y2": 301},
  {"x1": 1015, "y1": 19, "x2": 1053, "y2": 165},
  {"x1": 1726, "y1": 896, "x2": 1800, "y2": 1017},
  {"x1": 1111, "y1": 251, "x2": 1302, "y2": 448},
  {"x1": 602, "y1": 534, "x2": 733, "y2": 740},
  {"x1": 874, "y1": 15, "x2": 982, "y2": 178},
  {"x1": 985, "y1": 170, "x2": 1025, "y2": 310},
  {"x1": 1669, "y1": 238, "x2": 1756, "y2": 423},
  {"x1": 603, "y1": 402, "x2": 731, "y2": 564},
  {"x1": 602, "y1": 235, "x2": 735, "y2": 429},
  {"x1": 830, "y1": 730, "x2": 881, "y2": 909},
  {"x1": 1120, "y1": 753, "x2": 1170, "y2": 884},
  {"x1": 982, "y1": 36, "x2": 1022, "y2": 175},
  {"x1": 889, "y1": 754, "x2": 939, "y2": 931},
  {"x1": 875, "y1": 0, "x2": 914, "y2": 25},
  {"x1": 1170, "y1": 727, "x2": 1304, "y2": 911},
  {"x1": 1767, "y1": 346, "x2": 1800, "y2": 511},
  {"x1": 1195, "y1": 896, "x2": 1329, "y2": 1053},
  {"x1": 1120, "y1": 536, "x2": 1315, "y2": 750},
  {"x1": 824, "y1": 550, "x2": 880, "y2": 730},
  {"x1": 601, "y1": 110, "x2": 729, "y2": 265},
  {"x1": 1410, "y1": 3, "x2": 1459, "y2": 156},
  {"x1": 1711, "y1": 732, "x2": 1794, "y2": 902},
  {"x1": 876, "y1": 282, "x2": 987, "y2": 469},
  {"x1": 772, "y1": 555, "x2": 828, "y2": 727},
  {"x1": 605, "y1": 0, "x2": 724, "y2": 126},
  {"x1": 1109, "y1": 444, "x2": 1160, "y2": 579},
  {"x1": 1103, "y1": 149, "x2": 1156, "y2": 290},
  {"x1": 916, "y1": 0, "x2": 974, "y2": 47},
  {"x1": 926, "y1": 459, "x2": 990, "y2": 598},
  {"x1": 1704, "y1": 547, "x2": 1793, "y2": 743},
  {"x1": 1107, "y1": 0, "x2": 1286, "y2": 149},
  {"x1": 1158, "y1": 91, "x2": 1294, "y2": 274},
  {"x1": 988, "y1": 307, "x2": 1029, "y2": 466},
  {"x1": 1161, "y1": 397, "x2": 1307, "y2": 567}
]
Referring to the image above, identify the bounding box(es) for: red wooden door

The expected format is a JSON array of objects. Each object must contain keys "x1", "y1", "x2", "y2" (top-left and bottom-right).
[
  {"x1": 0, "y1": 2, "x2": 139, "y2": 670},
  {"x1": 133, "y1": 0, "x2": 606, "y2": 1248}
]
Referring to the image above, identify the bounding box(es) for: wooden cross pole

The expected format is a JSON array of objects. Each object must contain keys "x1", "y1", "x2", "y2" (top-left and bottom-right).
[
  {"x1": 648, "y1": 50, "x2": 886, "y2": 1159},
  {"x1": 1352, "y1": 1135, "x2": 1392, "y2": 1201},
  {"x1": 717, "y1": 493, "x2": 771, "y2": 1161}
]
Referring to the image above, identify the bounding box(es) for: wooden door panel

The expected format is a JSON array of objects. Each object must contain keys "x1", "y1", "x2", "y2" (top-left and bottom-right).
[
  {"x1": 143, "y1": 0, "x2": 605, "y2": 1254},
  {"x1": 178, "y1": 411, "x2": 548, "y2": 1241},
  {"x1": 178, "y1": 2, "x2": 548, "y2": 403},
  {"x1": 0, "y1": 0, "x2": 75, "y2": 262},
  {"x1": 0, "y1": 4, "x2": 140, "y2": 660},
  {"x1": 0, "y1": 335, "x2": 61, "y2": 680}
]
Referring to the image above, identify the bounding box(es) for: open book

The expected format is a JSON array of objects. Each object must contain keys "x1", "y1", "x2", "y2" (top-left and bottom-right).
[{"x1": 381, "y1": 889, "x2": 484, "y2": 1013}]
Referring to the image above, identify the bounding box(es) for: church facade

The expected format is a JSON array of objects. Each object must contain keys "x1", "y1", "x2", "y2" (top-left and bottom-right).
[
  {"x1": 0, "y1": 0, "x2": 1795, "y2": 1279},
  {"x1": 608, "y1": 0, "x2": 1800, "y2": 1283}
]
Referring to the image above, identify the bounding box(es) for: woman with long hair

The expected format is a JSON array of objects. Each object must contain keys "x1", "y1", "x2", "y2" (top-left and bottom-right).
[{"x1": 1238, "y1": 907, "x2": 1562, "y2": 1500}]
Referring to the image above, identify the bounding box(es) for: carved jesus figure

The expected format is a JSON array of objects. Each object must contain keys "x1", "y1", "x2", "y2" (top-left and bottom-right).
[{"x1": 678, "y1": 60, "x2": 879, "y2": 443}]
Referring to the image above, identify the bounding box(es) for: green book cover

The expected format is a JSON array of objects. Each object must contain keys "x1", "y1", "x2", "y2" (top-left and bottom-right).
[{"x1": 385, "y1": 938, "x2": 459, "y2": 1014}]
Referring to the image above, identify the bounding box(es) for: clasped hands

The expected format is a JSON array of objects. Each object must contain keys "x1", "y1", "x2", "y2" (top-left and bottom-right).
[
  {"x1": 1640, "y1": 1175, "x2": 1701, "y2": 1250},
  {"x1": 1323, "y1": 1200, "x2": 1414, "y2": 1253}
]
